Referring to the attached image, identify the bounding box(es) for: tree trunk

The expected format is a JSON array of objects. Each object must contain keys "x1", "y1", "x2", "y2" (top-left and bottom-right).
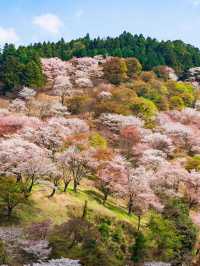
[
  {"x1": 103, "y1": 193, "x2": 108, "y2": 205},
  {"x1": 137, "y1": 215, "x2": 141, "y2": 232},
  {"x1": 82, "y1": 200, "x2": 88, "y2": 219},
  {"x1": 16, "y1": 174, "x2": 21, "y2": 183},
  {"x1": 73, "y1": 180, "x2": 78, "y2": 193},
  {"x1": 128, "y1": 197, "x2": 133, "y2": 215},
  {"x1": 7, "y1": 206, "x2": 13, "y2": 218},
  {"x1": 63, "y1": 181, "x2": 70, "y2": 192},
  {"x1": 28, "y1": 179, "x2": 34, "y2": 193},
  {"x1": 61, "y1": 95, "x2": 65, "y2": 105},
  {"x1": 48, "y1": 188, "x2": 56, "y2": 198}
]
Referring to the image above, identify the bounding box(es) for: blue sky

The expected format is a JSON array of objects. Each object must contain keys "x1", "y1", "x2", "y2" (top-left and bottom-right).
[{"x1": 1, "y1": 0, "x2": 200, "y2": 47}]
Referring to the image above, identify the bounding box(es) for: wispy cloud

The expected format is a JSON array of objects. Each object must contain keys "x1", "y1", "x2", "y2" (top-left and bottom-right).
[
  {"x1": 33, "y1": 13, "x2": 63, "y2": 34},
  {"x1": 190, "y1": 0, "x2": 200, "y2": 6},
  {"x1": 0, "y1": 26, "x2": 19, "y2": 44},
  {"x1": 75, "y1": 9, "x2": 84, "y2": 18}
]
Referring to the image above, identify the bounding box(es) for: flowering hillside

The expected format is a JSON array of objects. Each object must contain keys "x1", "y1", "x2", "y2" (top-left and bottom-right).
[{"x1": 0, "y1": 56, "x2": 200, "y2": 266}]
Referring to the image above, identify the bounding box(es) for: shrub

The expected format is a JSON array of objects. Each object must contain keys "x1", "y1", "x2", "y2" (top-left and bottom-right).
[
  {"x1": 186, "y1": 155, "x2": 200, "y2": 171},
  {"x1": 49, "y1": 218, "x2": 124, "y2": 266},
  {"x1": 130, "y1": 97, "x2": 158, "y2": 121},
  {"x1": 169, "y1": 96, "x2": 185, "y2": 110},
  {"x1": 130, "y1": 232, "x2": 146, "y2": 263},
  {"x1": 89, "y1": 132, "x2": 107, "y2": 149},
  {"x1": 163, "y1": 198, "x2": 197, "y2": 265},
  {"x1": 103, "y1": 58, "x2": 128, "y2": 85},
  {"x1": 147, "y1": 213, "x2": 182, "y2": 262},
  {"x1": 95, "y1": 99, "x2": 131, "y2": 116},
  {"x1": 0, "y1": 240, "x2": 8, "y2": 264},
  {"x1": 133, "y1": 79, "x2": 168, "y2": 109},
  {"x1": 125, "y1": 57, "x2": 142, "y2": 78},
  {"x1": 140, "y1": 71, "x2": 156, "y2": 82},
  {"x1": 67, "y1": 95, "x2": 93, "y2": 114}
]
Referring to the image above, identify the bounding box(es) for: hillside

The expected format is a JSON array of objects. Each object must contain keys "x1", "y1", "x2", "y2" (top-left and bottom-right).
[
  {"x1": 1, "y1": 55, "x2": 200, "y2": 266},
  {"x1": 1, "y1": 32, "x2": 200, "y2": 94}
]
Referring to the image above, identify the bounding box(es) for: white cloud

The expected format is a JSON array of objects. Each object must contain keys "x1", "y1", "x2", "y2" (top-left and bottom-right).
[
  {"x1": 0, "y1": 27, "x2": 19, "y2": 44},
  {"x1": 75, "y1": 9, "x2": 84, "y2": 18},
  {"x1": 191, "y1": 0, "x2": 200, "y2": 6},
  {"x1": 33, "y1": 13, "x2": 63, "y2": 34}
]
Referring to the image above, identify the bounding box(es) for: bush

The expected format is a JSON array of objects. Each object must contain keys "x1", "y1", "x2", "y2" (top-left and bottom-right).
[
  {"x1": 130, "y1": 97, "x2": 158, "y2": 121},
  {"x1": 103, "y1": 58, "x2": 128, "y2": 85},
  {"x1": 163, "y1": 198, "x2": 197, "y2": 265},
  {"x1": 132, "y1": 79, "x2": 168, "y2": 109},
  {"x1": 94, "y1": 99, "x2": 131, "y2": 116},
  {"x1": 67, "y1": 95, "x2": 93, "y2": 114},
  {"x1": 186, "y1": 155, "x2": 200, "y2": 171},
  {"x1": 126, "y1": 57, "x2": 142, "y2": 78},
  {"x1": 89, "y1": 132, "x2": 107, "y2": 149},
  {"x1": 140, "y1": 71, "x2": 156, "y2": 82},
  {"x1": 49, "y1": 218, "x2": 126, "y2": 266},
  {"x1": 0, "y1": 240, "x2": 8, "y2": 264},
  {"x1": 130, "y1": 232, "x2": 146, "y2": 263},
  {"x1": 169, "y1": 96, "x2": 185, "y2": 110},
  {"x1": 147, "y1": 213, "x2": 182, "y2": 262}
]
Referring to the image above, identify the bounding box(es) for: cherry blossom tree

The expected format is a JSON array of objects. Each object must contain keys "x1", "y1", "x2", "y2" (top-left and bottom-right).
[
  {"x1": 24, "y1": 258, "x2": 81, "y2": 266},
  {"x1": 18, "y1": 87, "x2": 36, "y2": 100},
  {"x1": 46, "y1": 166, "x2": 62, "y2": 198},
  {"x1": 144, "y1": 132, "x2": 174, "y2": 155},
  {"x1": 19, "y1": 117, "x2": 89, "y2": 159},
  {"x1": 124, "y1": 166, "x2": 154, "y2": 215},
  {"x1": 183, "y1": 170, "x2": 200, "y2": 209},
  {"x1": 17, "y1": 156, "x2": 56, "y2": 195},
  {"x1": 0, "y1": 115, "x2": 41, "y2": 137},
  {"x1": 0, "y1": 137, "x2": 52, "y2": 194},
  {"x1": 99, "y1": 113, "x2": 144, "y2": 132},
  {"x1": 96, "y1": 155, "x2": 127, "y2": 204},
  {"x1": 120, "y1": 126, "x2": 142, "y2": 156},
  {"x1": 60, "y1": 147, "x2": 91, "y2": 192},
  {"x1": 8, "y1": 99, "x2": 27, "y2": 113},
  {"x1": 56, "y1": 152, "x2": 73, "y2": 192},
  {"x1": 19, "y1": 239, "x2": 51, "y2": 261},
  {"x1": 25, "y1": 220, "x2": 52, "y2": 240},
  {"x1": 139, "y1": 149, "x2": 167, "y2": 170},
  {"x1": 152, "y1": 162, "x2": 188, "y2": 197},
  {"x1": 97, "y1": 90, "x2": 112, "y2": 100},
  {"x1": 53, "y1": 76, "x2": 72, "y2": 104}
]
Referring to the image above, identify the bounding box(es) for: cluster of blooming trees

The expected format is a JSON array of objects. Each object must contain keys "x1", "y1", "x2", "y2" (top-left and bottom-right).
[
  {"x1": 2, "y1": 103, "x2": 200, "y2": 224},
  {"x1": 97, "y1": 108, "x2": 200, "y2": 221},
  {"x1": 1, "y1": 65, "x2": 200, "y2": 264},
  {"x1": 0, "y1": 113, "x2": 92, "y2": 217},
  {"x1": 0, "y1": 110, "x2": 163, "y2": 226},
  {"x1": 41, "y1": 56, "x2": 105, "y2": 103}
]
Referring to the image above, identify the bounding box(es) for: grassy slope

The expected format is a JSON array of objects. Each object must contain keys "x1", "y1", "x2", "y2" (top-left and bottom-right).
[{"x1": 16, "y1": 181, "x2": 147, "y2": 230}]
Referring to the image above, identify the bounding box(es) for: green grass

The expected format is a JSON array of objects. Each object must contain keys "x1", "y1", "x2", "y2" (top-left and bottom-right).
[{"x1": 13, "y1": 181, "x2": 147, "y2": 230}]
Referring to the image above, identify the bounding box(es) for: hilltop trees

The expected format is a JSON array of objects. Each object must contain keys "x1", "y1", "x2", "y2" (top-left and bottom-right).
[
  {"x1": 1, "y1": 32, "x2": 200, "y2": 93},
  {"x1": 0, "y1": 44, "x2": 45, "y2": 93}
]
